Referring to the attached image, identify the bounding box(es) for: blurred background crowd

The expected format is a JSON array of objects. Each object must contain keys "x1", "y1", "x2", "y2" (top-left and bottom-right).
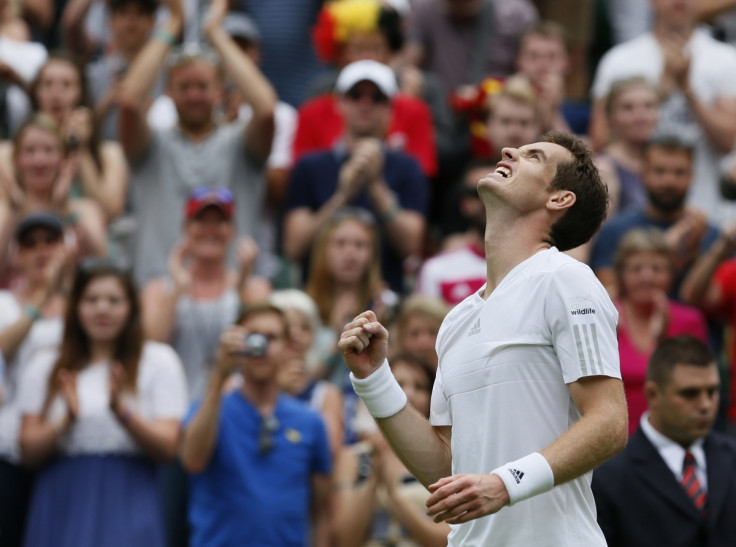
[{"x1": 1, "y1": 0, "x2": 736, "y2": 545}]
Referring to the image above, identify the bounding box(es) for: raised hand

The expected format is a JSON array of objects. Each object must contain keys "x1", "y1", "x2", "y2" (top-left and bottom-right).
[
  {"x1": 203, "y1": 0, "x2": 228, "y2": 37},
  {"x1": 51, "y1": 154, "x2": 79, "y2": 208},
  {"x1": 338, "y1": 310, "x2": 389, "y2": 379},
  {"x1": 352, "y1": 138, "x2": 385, "y2": 185},
  {"x1": 214, "y1": 325, "x2": 248, "y2": 381},
  {"x1": 108, "y1": 362, "x2": 127, "y2": 417},
  {"x1": 167, "y1": 239, "x2": 192, "y2": 292},
  {"x1": 235, "y1": 236, "x2": 259, "y2": 286},
  {"x1": 0, "y1": 166, "x2": 25, "y2": 210},
  {"x1": 63, "y1": 107, "x2": 94, "y2": 150}
]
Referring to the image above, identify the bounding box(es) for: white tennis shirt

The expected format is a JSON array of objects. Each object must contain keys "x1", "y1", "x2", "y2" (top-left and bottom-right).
[{"x1": 430, "y1": 248, "x2": 620, "y2": 546}]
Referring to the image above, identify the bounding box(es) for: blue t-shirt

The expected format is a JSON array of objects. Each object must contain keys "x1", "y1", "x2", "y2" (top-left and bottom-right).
[
  {"x1": 285, "y1": 148, "x2": 428, "y2": 293},
  {"x1": 591, "y1": 208, "x2": 720, "y2": 298},
  {"x1": 185, "y1": 392, "x2": 331, "y2": 547}
]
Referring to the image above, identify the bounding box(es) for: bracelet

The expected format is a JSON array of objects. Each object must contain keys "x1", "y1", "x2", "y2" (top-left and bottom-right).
[
  {"x1": 491, "y1": 452, "x2": 554, "y2": 505},
  {"x1": 155, "y1": 28, "x2": 177, "y2": 47},
  {"x1": 24, "y1": 304, "x2": 41, "y2": 321},
  {"x1": 378, "y1": 201, "x2": 401, "y2": 224},
  {"x1": 350, "y1": 359, "x2": 407, "y2": 418}
]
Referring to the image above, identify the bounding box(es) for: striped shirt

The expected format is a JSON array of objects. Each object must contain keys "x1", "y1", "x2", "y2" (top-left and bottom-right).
[{"x1": 430, "y1": 247, "x2": 620, "y2": 546}]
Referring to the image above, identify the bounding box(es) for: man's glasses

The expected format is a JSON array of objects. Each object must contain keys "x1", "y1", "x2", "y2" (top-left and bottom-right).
[
  {"x1": 258, "y1": 415, "x2": 279, "y2": 455},
  {"x1": 345, "y1": 88, "x2": 389, "y2": 105}
]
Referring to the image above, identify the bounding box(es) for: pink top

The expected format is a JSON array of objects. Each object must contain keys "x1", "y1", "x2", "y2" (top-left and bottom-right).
[{"x1": 616, "y1": 300, "x2": 709, "y2": 435}]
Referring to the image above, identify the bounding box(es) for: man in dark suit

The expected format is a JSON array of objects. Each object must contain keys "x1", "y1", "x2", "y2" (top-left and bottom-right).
[{"x1": 592, "y1": 335, "x2": 736, "y2": 547}]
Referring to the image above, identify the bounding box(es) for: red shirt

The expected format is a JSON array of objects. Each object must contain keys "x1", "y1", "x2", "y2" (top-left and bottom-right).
[
  {"x1": 293, "y1": 93, "x2": 438, "y2": 177},
  {"x1": 714, "y1": 259, "x2": 736, "y2": 421}
]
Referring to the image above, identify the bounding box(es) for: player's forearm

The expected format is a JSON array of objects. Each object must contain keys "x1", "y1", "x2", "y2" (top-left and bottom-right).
[
  {"x1": 541, "y1": 379, "x2": 627, "y2": 485},
  {"x1": 376, "y1": 407, "x2": 452, "y2": 489}
]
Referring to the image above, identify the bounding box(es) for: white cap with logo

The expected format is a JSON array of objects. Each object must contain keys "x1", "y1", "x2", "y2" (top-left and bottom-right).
[{"x1": 335, "y1": 60, "x2": 398, "y2": 99}]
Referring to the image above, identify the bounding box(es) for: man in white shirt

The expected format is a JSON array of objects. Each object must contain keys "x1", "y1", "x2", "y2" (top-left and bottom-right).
[
  {"x1": 592, "y1": 335, "x2": 736, "y2": 547},
  {"x1": 339, "y1": 132, "x2": 628, "y2": 545}
]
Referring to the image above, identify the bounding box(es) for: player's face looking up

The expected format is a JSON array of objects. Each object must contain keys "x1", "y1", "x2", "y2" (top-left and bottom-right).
[{"x1": 478, "y1": 142, "x2": 573, "y2": 214}]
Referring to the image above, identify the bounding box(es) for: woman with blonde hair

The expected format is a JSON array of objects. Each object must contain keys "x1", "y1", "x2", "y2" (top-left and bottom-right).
[
  {"x1": 596, "y1": 77, "x2": 660, "y2": 216},
  {"x1": 613, "y1": 228, "x2": 709, "y2": 434},
  {"x1": 305, "y1": 207, "x2": 390, "y2": 443},
  {"x1": 306, "y1": 207, "x2": 385, "y2": 338},
  {"x1": 0, "y1": 53, "x2": 128, "y2": 222},
  {"x1": 0, "y1": 113, "x2": 106, "y2": 278},
  {"x1": 391, "y1": 294, "x2": 449, "y2": 371}
]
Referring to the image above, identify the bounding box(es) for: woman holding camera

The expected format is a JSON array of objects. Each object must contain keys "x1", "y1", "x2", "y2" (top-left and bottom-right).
[{"x1": 17, "y1": 261, "x2": 188, "y2": 547}]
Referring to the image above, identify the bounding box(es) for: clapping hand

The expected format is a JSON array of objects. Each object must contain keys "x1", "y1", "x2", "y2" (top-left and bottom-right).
[
  {"x1": 57, "y1": 369, "x2": 79, "y2": 426},
  {"x1": 109, "y1": 362, "x2": 128, "y2": 418},
  {"x1": 168, "y1": 239, "x2": 193, "y2": 292}
]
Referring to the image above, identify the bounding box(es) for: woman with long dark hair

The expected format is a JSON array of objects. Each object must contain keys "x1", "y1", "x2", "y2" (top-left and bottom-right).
[{"x1": 18, "y1": 262, "x2": 187, "y2": 546}]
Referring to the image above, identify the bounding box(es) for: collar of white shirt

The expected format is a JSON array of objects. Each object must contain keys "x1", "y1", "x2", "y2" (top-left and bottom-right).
[{"x1": 640, "y1": 412, "x2": 707, "y2": 490}]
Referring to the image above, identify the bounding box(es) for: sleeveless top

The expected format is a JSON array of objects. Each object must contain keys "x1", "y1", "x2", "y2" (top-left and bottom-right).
[{"x1": 169, "y1": 281, "x2": 240, "y2": 402}]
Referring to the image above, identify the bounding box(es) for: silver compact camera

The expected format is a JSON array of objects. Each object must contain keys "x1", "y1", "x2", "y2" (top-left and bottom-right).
[{"x1": 242, "y1": 333, "x2": 268, "y2": 357}]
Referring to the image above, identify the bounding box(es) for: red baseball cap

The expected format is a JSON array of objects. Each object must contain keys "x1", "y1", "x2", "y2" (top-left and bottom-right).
[{"x1": 185, "y1": 186, "x2": 235, "y2": 219}]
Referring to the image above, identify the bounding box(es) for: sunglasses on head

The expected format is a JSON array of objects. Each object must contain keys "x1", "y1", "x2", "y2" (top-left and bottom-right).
[
  {"x1": 345, "y1": 88, "x2": 389, "y2": 104},
  {"x1": 190, "y1": 186, "x2": 235, "y2": 204},
  {"x1": 258, "y1": 414, "x2": 279, "y2": 455}
]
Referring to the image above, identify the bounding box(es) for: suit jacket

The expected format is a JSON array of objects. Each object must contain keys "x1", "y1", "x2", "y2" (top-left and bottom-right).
[{"x1": 592, "y1": 427, "x2": 736, "y2": 547}]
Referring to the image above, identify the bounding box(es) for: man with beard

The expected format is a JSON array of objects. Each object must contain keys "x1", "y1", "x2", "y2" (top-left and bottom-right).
[{"x1": 591, "y1": 135, "x2": 720, "y2": 299}]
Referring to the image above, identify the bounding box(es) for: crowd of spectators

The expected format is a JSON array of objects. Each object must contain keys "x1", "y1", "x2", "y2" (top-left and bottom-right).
[{"x1": 1, "y1": 0, "x2": 736, "y2": 545}]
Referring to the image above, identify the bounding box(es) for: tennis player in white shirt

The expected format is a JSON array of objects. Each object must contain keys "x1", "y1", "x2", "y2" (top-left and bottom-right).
[{"x1": 339, "y1": 131, "x2": 628, "y2": 546}]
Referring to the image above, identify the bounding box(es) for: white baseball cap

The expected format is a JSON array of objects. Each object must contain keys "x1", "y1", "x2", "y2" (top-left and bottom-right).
[{"x1": 335, "y1": 60, "x2": 398, "y2": 99}]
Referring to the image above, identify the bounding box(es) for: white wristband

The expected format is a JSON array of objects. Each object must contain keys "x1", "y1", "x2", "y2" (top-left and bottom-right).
[
  {"x1": 350, "y1": 359, "x2": 408, "y2": 418},
  {"x1": 491, "y1": 452, "x2": 554, "y2": 505}
]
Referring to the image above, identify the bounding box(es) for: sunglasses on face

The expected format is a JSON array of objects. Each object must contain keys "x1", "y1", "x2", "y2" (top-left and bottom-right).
[
  {"x1": 258, "y1": 414, "x2": 280, "y2": 455},
  {"x1": 345, "y1": 88, "x2": 389, "y2": 104},
  {"x1": 18, "y1": 233, "x2": 62, "y2": 249}
]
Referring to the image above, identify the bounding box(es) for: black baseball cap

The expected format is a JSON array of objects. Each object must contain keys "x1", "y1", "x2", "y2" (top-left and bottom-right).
[
  {"x1": 15, "y1": 212, "x2": 65, "y2": 241},
  {"x1": 109, "y1": 0, "x2": 157, "y2": 15}
]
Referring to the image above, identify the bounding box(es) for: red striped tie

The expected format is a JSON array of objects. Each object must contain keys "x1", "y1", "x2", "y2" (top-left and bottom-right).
[{"x1": 680, "y1": 451, "x2": 706, "y2": 512}]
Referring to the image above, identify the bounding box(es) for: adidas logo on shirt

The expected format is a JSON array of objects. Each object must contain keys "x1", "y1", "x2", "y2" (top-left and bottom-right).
[
  {"x1": 467, "y1": 318, "x2": 481, "y2": 336},
  {"x1": 509, "y1": 468, "x2": 524, "y2": 484}
]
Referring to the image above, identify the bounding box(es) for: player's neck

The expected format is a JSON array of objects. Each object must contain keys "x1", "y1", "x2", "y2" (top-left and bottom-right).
[{"x1": 482, "y1": 215, "x2": 551, "y2": 299}]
